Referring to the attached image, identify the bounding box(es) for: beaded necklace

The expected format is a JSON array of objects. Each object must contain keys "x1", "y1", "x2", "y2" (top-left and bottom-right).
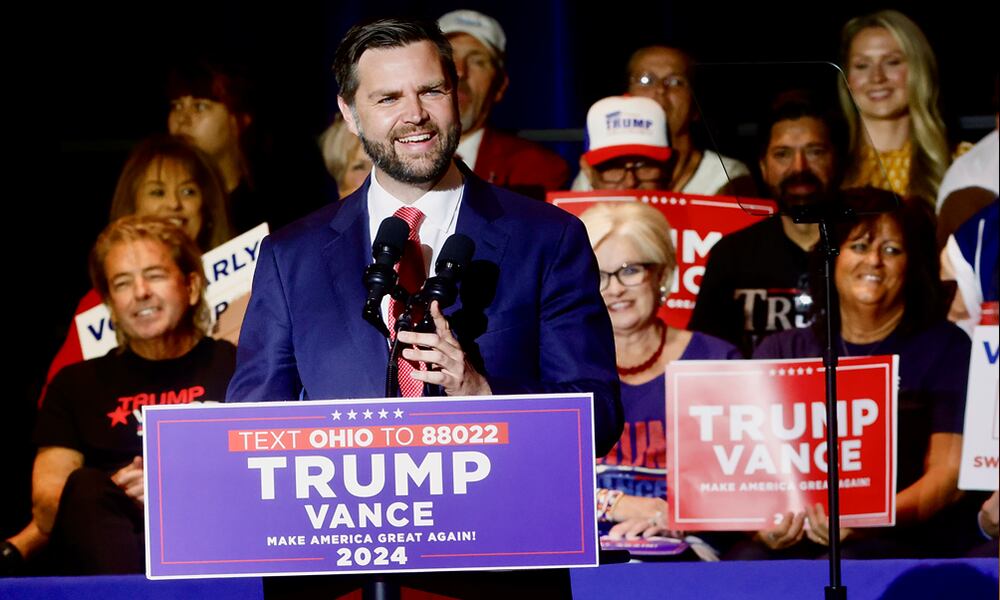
[{"x1": 617, "y1": 320, "x2": 667, "y2": 376}]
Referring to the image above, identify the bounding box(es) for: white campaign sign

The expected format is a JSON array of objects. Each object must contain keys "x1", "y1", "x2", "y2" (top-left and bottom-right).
[
  {"x1": 958, "y1": 325, "x2": 1000, "y2": 490},
  {"x1": 76, "y1": 223, "x2": 269, "y2": 359}
]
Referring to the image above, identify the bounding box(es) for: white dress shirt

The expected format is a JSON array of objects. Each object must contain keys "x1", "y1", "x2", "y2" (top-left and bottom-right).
[{"x1": 366, "y1": 168, "x2": 465, "y2": 325}]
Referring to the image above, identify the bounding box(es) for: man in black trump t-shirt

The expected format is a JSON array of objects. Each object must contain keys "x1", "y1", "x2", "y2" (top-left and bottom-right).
[
  {"x1": 3, "y1": 216, "x2": 234, "y2": 575},
  {"x1": 689, "y1": 94, "x2": 843, "y2": 355}
]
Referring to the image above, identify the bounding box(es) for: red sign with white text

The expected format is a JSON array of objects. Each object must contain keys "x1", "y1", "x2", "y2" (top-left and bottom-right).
[
  {"x1": 547, "y1": 191, "x2": 775, "y2": 329},
  {"x1": 665, "y1": 356, "x2": 898, "y2": 530}
]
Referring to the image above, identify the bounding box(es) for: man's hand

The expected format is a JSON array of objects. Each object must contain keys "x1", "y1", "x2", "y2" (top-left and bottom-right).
[
  {"x1": 398, "y1": 301, "x2": 492, "y2": 396},
  {"x1": 111, "y1": 456, "x2": 144, "y2": 507},
  {"x1": 755, "y1": 511, "x2": 806, "y2": 550}
]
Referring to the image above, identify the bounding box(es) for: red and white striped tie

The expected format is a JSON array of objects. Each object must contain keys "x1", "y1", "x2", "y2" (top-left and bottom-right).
[{"x1": 387, "y1": 206, "x2": 426, "y2": 397}]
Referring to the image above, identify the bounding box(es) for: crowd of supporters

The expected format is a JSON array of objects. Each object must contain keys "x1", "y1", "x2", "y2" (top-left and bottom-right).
[{"x1": 3, "y1": 8, "x2": 997, "y2": 576}]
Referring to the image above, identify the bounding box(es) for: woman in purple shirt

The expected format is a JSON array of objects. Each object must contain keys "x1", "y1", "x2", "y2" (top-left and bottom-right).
[
  {"x1": 580, "y1": 203, "x2": 740, "y2": 545},
  {"x1": 730, "y1": 188, "x2": 980, "y2": 559}
]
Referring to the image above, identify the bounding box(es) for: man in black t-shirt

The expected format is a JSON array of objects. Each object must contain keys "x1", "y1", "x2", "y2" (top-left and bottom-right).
[
  {"x1": 689, "y1": 95, "x2": 843, "y2": 355},
  {"x1": 1, "y1": 216, "x2": 235, "y2": 575}
]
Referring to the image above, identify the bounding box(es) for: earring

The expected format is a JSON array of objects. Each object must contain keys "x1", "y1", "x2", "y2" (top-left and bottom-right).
[{"x1": 659, "y1": 285, "x2": 668, "y2": 305}]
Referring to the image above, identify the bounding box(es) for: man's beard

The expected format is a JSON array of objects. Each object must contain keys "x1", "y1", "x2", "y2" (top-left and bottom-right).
[
  {"x1": 772, "y1": 170, "x2": 830, "y2": 213},
  {"x1": 359, "y1": 122, "x2": 461, "y2": 186}
]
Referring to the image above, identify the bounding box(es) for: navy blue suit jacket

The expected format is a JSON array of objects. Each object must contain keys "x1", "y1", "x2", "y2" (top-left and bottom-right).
[{"x1": 225, "y1": 172, "x2": 622, "y2": 455}]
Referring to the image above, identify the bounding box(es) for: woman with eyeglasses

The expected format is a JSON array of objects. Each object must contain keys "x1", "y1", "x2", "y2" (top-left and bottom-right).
[
  {"x1": 579, "y1": 202, "x2": 740, "y2": 555},
  {"x1": 724, "y1": 189, "x2": 979, "y2": 560}
]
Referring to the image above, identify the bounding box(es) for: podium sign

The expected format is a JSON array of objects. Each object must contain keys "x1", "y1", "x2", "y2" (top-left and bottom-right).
[
  {"x1": 143, "y1": 394, "x2": 597, "y2": 578},
  {"x1": 547, "y1": 190, "x2": 775, "y2": 329},
  {"x1": 666, "y1": 356, "x2": 898, "y2": 530}
]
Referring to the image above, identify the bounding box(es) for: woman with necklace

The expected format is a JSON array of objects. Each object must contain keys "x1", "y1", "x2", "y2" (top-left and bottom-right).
[
  {"x1": 729, "y1": 188, "x2": 980, "y2": 559},
  {"x1": 579, "y1": 202, "x2": 740, "y2": 551}
]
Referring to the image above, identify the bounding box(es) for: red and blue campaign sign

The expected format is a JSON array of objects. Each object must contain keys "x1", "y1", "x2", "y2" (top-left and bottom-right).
[
  {"x1": 143, "y1": 394, "x2": 597, "y2": 578},
  {"x1": 547, "y1": 191, "x2": 776, "y2": 329},
  {"x1": 666, "y1": 356, "x2": 898, "y2": 531}
]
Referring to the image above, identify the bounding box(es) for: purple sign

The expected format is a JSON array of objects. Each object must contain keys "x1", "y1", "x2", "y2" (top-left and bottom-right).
[{"x1": 143, "y1": 394, "x2": 597, "y2": 578}]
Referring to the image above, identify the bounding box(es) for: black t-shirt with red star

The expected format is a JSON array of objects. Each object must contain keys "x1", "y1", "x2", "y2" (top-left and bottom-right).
[{"x1": 34, "y1": 338, "x2": 236, "y2": 473}]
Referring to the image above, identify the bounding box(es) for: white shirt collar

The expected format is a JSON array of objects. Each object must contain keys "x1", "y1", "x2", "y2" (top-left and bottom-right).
[
  {"x1": 366, "y1": 168, "x2": 465, "y2": 276},
  {"x1": 456, "y1": 129, "x2": 486, "y2": 171}
]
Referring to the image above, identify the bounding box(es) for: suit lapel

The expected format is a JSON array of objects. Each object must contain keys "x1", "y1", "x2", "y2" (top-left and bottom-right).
[
  {"x1": 455, "y1": 173, "x2": 509, "y2": 276},
  {"x1": 448, "y1": 174, "x2": 509, "y2": 358},
  {"x1": 319, "y1": 180, "x2": 390, "y2": 394}
]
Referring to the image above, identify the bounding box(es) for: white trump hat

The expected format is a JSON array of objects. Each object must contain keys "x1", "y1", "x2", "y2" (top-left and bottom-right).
[{"x1": 583, "y1": 96, "x2": 671, "y2": 166}]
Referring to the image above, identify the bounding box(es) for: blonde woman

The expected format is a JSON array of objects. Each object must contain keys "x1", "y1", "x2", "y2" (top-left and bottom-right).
[
  {"x1": 319, "y1": 114, "x2": 372, "y2": 199},
  {"x1": 580, "y1": 202, "x2": 740, "y2": 549},
  {"x1": 838, "y1": 10, "x2": 954, "y2": 207}
]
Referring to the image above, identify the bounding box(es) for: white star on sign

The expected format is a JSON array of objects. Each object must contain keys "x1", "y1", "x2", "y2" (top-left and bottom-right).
[
  {"x1": 378, "y1": 409, "x2": 389, "y2": 419},
  {"x1": 394, "y1": 409, "x2": 404, "y2": 418},
  {"x1": 332, "y1": 410, "x2": 342, "y2": 420},
  {"x1": 363, "y1": 409, "x2": 373, "y2": 419},
  {"x1": 347, "y1": 409, "x2": 357, "y2": 420}
]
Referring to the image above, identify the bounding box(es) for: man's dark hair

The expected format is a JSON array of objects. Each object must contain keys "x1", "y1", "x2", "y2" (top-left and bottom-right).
[
  {"x1": 759, "y1": 90, "x2": 847, "y2": 166},
  {"x1": 624, "y1": 45, "x2": 697, "y2": 91},
  {"x1": 167, "y1": 58, "x2": 254, "y2": 117},
  {"x1": 333, "y1": 18, "x2": 457, "y2": 105}
]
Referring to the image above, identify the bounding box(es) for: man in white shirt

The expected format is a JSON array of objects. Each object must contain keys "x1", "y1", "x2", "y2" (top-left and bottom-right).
[
  {"x1": 437, "y1": 9, "x2": 570, "y2": 199},
  {"x1": 227, "y1": 17, "x2": 622, "y2": 453},
  {"x1": 573, "y1": 45, "x2": 755, "y2": 196}
]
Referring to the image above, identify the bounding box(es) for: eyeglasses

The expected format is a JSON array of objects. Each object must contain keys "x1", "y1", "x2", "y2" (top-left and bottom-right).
[
  {"x1": 599, "y1": 263, "x2": 658, "y2": 291},
  {"x1": 596, "y1": 160, "x2": 664, "y2": 184},
  {"x1": 629, "y1": 72, "x2": 689, "y2": 92}
]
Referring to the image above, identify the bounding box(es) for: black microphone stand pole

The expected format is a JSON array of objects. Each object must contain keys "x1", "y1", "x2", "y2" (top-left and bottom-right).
[
  {"x1": 372, "y1": 285, "x2": 413, "y2": 600},
  {"x1": 815, "y1": 217, "x2": 847, "y2": 600}
]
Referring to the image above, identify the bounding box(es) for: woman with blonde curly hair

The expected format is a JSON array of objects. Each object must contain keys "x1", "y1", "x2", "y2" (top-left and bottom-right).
[
  {"x1": 319, "y1": 114, "x2": 372, "y2": 199},
  {"x1": 579, "y1": 202, "x2": 740, "y2": 557},
  {"x1": 838, "y1": 9, "x2": 952, "y2": 207}
]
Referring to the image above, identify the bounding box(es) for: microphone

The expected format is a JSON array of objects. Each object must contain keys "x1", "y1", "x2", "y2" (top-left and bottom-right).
[
  {"x1": 412, "y1": 233, "x2": 475, "y2": 331},
  {"x1": 363, "y1": 216, "x2": 409, "y2": 337}
]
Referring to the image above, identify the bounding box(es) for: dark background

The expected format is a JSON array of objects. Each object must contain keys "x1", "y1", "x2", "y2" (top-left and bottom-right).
[{"x1": 6, "y1": 1, "x2": 996, "y2": 540}]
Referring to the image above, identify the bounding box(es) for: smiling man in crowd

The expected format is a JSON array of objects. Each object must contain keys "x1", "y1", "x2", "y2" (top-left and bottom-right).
[
  {"x1": 578, "y1": 95, "x2": 672, "y2": 191},
  {"x1": 0, "y1": 216, "x2": 235, "y2": 575},
  {"x1": 437, "y1": 9, "x2": 570, "y2": 198},
  {"x1": 689, "y1": 93, "x2": 844, "y2": 355}
]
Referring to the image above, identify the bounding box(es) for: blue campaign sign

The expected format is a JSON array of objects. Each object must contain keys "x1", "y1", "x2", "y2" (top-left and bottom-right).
[{"x1": 143, "y1": 394, "x2": 598, "y2": 578}]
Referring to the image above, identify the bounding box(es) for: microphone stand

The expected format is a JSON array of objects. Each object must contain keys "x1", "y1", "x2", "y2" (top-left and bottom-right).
[
  {"x1": 372, "y1": 291, "x2": 436, "y2": 600},
  {"x1": 370, "y1": 285, "x2": 415, "y2": 600},
  {"x1": 790, "y1": 199, "x2": 849, "y2": 600},
  {"x1": 384, "y1": 285, "x2": 413, "y2": 398},
  {"x1": 816, "y1": 219, "x2": 846, "y2": 600}
]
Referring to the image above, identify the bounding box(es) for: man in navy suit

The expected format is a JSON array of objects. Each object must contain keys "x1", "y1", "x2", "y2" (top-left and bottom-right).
[{"x1": 226, "y1": 17, "x2": 621, "y2": 457}]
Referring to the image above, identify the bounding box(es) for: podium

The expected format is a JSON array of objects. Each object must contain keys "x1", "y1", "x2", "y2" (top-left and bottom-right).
[{"x1": 142, "y1": 394, "x2": 599, "y2": 597}]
